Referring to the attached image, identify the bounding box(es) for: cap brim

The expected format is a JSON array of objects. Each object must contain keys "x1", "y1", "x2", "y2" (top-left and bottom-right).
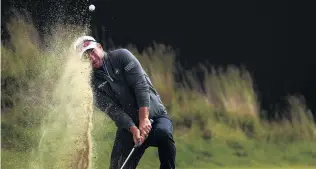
[{"x1": 79, "y1": 41, "x2": 98, "y2": 59}]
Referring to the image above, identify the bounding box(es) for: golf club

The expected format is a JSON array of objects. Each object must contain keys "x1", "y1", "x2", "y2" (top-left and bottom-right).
[{"x1": 120, "y1": 119, "x2": 154, "y2": 169}]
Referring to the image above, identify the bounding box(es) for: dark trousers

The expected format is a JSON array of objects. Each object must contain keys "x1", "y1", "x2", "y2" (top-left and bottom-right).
[{"x1": 109, "y1": 116, "x2": 176, "y2": 169}]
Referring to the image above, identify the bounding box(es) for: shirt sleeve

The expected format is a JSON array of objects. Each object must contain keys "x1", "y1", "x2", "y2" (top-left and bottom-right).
[
  {"x1": 119, "y1": 49, "x2": 150, "y2": 108},
  {"x1": 92, "y1": 86, "x2": 136, "y2": 130}
]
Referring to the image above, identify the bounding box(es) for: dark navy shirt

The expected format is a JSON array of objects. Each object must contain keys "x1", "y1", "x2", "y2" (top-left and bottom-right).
[{"x1": 90, "y1": 48, "x2": 168, "y2": 130}]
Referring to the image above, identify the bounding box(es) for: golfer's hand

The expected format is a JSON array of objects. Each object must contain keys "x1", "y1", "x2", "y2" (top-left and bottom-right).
[
  {"x1": 130, "y1": 126, "x2": 145, "y2": 146},
  {"x1": 139, "y1": 118, "x2": 152, "y2": 137}
]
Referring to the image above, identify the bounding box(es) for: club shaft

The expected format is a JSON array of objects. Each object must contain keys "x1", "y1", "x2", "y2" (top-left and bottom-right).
[{"x1": 120, "y1": 147, "x2": 135, "y2": 169}]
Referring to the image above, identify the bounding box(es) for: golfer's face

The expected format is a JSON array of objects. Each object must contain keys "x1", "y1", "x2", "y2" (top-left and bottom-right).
[{"x1": 84, "y1": 47, "x2": 103, "y2": 69}]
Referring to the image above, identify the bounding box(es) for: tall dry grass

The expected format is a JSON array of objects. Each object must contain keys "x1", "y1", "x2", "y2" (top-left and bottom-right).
[{"x1": 126, "y1": 41, "x2": 316, "y2": 143}]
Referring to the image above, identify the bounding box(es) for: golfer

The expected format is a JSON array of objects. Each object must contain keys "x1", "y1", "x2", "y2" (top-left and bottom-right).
[{"x1": 74, "y1": 36, "x2": 176, "y2": 169}]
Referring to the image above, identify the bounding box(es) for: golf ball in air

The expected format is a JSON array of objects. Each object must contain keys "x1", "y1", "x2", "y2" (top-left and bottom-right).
[{"x1": 89, "y1": 4, "x2": 95, "y2": 11}]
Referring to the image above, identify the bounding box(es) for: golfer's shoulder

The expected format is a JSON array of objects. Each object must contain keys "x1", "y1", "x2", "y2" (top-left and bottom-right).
[{"x1": 107, "y1": 48, "x2": 137, "y2": 63}]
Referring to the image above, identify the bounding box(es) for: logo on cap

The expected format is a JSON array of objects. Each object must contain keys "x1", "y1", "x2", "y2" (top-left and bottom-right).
[{"x1": 77, "y1": 41, "x2": 92, "y2": 53}]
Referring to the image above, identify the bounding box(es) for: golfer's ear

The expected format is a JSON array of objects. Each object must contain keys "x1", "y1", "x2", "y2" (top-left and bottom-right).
[{"x1": 97, "y1": 43, "x2": 103, "y2": 49}]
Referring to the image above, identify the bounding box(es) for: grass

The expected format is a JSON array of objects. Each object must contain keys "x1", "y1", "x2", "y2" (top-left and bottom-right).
[
  {"x1": 90, "y1": 111, "x2": 316, "y2": 169},
  {"x1": 2, "y1": 11, "x2": 316, "y2": 169},
  {"x1": 2, "y1": 145, "x2": 314, "y2": 169}
]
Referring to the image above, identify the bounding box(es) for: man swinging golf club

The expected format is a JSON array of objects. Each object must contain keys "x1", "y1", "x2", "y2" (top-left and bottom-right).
[{"x1": 73, "y1": 36, "x2": 176, "y2": 169}]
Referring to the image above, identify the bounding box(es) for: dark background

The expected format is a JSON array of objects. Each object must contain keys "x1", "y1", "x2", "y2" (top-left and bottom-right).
[{"x1": 2, "y1": 0, "x2": 316, "y2": 119}]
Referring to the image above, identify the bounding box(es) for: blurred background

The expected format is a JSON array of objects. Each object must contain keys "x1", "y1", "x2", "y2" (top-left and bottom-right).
[{"x1": 2, "y1": 0, "x2": 315, "y2": 117}]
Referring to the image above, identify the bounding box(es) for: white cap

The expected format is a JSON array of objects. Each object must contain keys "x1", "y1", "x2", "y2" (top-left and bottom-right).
[{"x1": 73, "y1": 36, "x2": 98, "y2": 59}]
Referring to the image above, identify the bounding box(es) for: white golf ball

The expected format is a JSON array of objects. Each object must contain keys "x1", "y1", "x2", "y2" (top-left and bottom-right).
[{"x1": 89, "y1": 4, "x2": 95, "y2": 11}]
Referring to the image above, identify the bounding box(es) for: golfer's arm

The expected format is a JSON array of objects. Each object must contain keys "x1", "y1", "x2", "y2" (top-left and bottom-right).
[
  {"x1": 93, "y1": 89, "x2": 136, "y2": 130},
  {"x1": 119, "y1": 49, "x2": 150, "y2": 121}
]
